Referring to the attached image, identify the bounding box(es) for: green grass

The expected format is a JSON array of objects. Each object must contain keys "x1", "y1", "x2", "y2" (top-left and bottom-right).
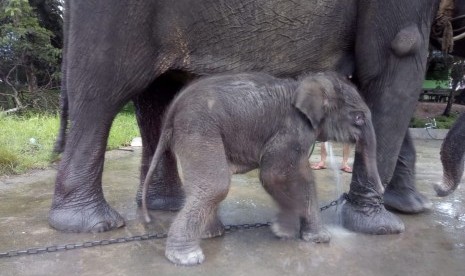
[
  {"x1": 0, "y1": 112, "x2": 139, "y2": 175},
  {"x1": 409, "y1": 113, "x2": 460, "y2": 129},
  {"x1": 108, "y1": 112, "x2": 140, "y2": 150}
]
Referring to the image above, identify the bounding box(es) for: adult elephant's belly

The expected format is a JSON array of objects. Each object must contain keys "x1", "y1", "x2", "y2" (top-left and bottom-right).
[
  {"x1": 185, "y1": 49, "x2": 355, "y2": 78},
  {"x1": 157, "y1": 0, "x2": 357, "y2": 77}
]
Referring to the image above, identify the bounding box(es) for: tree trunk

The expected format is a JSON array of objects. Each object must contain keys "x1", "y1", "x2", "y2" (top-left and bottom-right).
[
  {"x1": 3, "y1": 65, "x2": 25, "y2": 111},
  {"x1": 442, "y1": 89, "x2": 454, "y2": 116},
  {"x1": 443, "y1": 80, "x2": 458, "y2": 116},
  {"x1": 25, "y1": 62, "x2": 39, "y2": 94}
]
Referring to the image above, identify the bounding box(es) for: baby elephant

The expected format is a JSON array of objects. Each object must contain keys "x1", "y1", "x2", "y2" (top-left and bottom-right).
[{"x1": 142, "y1": 72, "x2": 382, "y2": 265}]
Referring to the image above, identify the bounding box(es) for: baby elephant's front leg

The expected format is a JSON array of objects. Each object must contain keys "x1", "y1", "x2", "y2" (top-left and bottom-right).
[
  {"x1": 300, "y1": 217, "x2": 331, "y2": 243},
  {"x1": 299, "y1": 167, "x2": 330, "y2": 243},
  {"x1": 260, "y1": 154, "x2": 330, "y2": 243}
]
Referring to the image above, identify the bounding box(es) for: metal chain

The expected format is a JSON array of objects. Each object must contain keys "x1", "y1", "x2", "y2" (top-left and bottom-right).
[
  {"x1": 0, "y1": 194, "x2": 346, "y2": 259},
  {"x1": 0, "y1": 233, "x2": 168, "y2": 258},
  {"x1": 320, "y1": 193, "x2": 348, "y2": 211}
]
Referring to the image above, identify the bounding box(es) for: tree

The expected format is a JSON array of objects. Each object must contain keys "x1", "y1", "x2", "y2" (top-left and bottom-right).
[
  {"x1": 0, "y1": 0, "x2": 62, "y2": 113},
  {"x1": 425, "y1": 49, "x2": 465, "y2": 116},
  {"x1": 444, "y1": 57, "x2": 465, "y2": 116}
]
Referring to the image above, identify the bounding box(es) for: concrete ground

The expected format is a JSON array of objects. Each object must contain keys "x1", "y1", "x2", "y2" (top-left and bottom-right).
[{"x1": 0, "y1": 139, "x2": 464, "y2": 276}]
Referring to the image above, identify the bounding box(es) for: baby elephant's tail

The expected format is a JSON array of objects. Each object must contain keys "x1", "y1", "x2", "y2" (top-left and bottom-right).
[{"x1": 142, "y1": 128, "x2": 173, "y2": 222}]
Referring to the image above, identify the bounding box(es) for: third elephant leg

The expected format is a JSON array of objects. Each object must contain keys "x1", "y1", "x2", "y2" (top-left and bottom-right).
[
  {"x1": 133, "y1": 72, "x2": 193, "y2": 211},
  {"x1": 343, "y1": 5, "x2": 432, "y2": 234},
  {"x1": 384, "y1": 131, "x2": 431, "y2": 213}
]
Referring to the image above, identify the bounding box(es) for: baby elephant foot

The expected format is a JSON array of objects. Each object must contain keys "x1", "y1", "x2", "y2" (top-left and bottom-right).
[
  {"x1": 202, "y1": 217, "x2": 225, "y2": 239},
  {"x1": 165, "y1": 246, "x2": 205, "y2": 266},
  {"x1": 301, "y1": 228, "x2": 331, "y2": 243},
  {"x1": 271, "y1": 216, "x2": 298, "y2": 239}
]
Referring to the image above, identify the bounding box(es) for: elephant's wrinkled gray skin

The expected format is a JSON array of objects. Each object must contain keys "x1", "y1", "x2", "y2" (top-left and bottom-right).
[
  {"x1": 51, "y1": 0, "x2": 452, "y2": 234},
  {"x1": 433, "y1": 1, "x2": 465, "y2": 197},
  {"x1": 141, "y1": 72, "x2": 382, "y2": 265},
  {"x1": 438, "y1": 112, "x2": 465, "y2": 196}
]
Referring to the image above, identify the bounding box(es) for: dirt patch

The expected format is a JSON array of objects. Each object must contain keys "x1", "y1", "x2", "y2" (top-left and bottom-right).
[{"x1": 414, "y1": 102, "x2": 465, "y2": 119}]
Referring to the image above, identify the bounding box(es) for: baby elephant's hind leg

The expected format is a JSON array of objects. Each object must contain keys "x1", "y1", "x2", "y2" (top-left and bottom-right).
[
  {"x1": 165, "y1": 137, "x2": 230, "y2": 266},
  {"x1": 260, "y1": 153, "x2": 330, "y2": 243}
]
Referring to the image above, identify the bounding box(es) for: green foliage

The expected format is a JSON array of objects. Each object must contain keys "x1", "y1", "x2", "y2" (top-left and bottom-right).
[
  {"x1": 409, "y1": 117, "x2": 427, "y2": 128},
  {"x1": 108, "y1": 112, "x2": 140, "y2": 150},
  {"x1": 0, "y1": 0, "x2": 62, "y2": 111},
  {"x1": 434, "y1": 113, "x2": 460, "y2": 129},
  {"x1": 426, "y1": 50, "x2": 465, "y2": 87},
  {"x1": 0, "y1": 112, "x2": 59, "y2": 174},
  {"x1": 409, "y1": 113, "x2": 460, "y2": 129},
  {"x1": 0, "y1": 111, "x2": 140, "y2": 175},
  {"x1": 0, "y1": 0, "x2": 61, "y2": 64},
  {"x1": 0, "y1": 145, "x2": 19, "y2": 175},
  {"x1": 426, "y1": 51, "x2": 450, "y2": 81}
]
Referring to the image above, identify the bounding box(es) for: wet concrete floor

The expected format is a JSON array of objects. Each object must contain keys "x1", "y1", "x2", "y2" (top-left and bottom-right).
[{"x1": 0, "y1": 140, "x2": 464, "y2": 276}]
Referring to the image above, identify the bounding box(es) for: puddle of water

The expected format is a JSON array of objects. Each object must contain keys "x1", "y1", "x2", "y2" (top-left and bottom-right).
[{"x1": 436, "y1": 202, "x2": 456, "y2": 217}]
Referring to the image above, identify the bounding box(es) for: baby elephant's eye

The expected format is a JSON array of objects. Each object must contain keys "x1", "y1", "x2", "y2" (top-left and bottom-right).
[{"x1": 352, "y1": 112, "x2": 365, "y2": 126}]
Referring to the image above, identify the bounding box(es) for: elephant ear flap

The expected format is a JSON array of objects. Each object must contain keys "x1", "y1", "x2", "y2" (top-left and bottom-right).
[{"x1": 292, "y1": 75, "x2": 337, "y2": 129}]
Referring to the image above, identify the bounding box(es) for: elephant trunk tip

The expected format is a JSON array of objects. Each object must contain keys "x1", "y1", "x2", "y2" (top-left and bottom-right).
[
  {"x1": 142, "y1": 205, "x2": 152, "y2": 223},
  {"x1": 434, "y1": 177, "x2": 457, "y2": 197},
  {"x1": 141, "y1": 180, "x2": 152, "y2": 223},
  {"x1": 142, "y1": 195, "x2": 152, "y2": 223}
]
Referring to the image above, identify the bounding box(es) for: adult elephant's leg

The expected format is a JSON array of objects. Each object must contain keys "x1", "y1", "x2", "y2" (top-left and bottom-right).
[
  {"x1": 49, "y1": 100, "x2": 125, "y2": 232},
  {"x1": 134, "y1": 73, "x2": 191, "y2": 211},
  {"x1": 48, "y1": 1, "x2": 160, "y2": 231},
  {"x1": 342, "y1": 1, "x2": 435, "y2": 234},
  {"x1": 384, "y1": 132, "x2": 431, "y2": 213}
]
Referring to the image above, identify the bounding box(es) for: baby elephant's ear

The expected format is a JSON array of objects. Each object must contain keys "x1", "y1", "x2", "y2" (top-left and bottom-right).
[{"x1": 292, "y1": 75, "x2": 336, "y2": 128}]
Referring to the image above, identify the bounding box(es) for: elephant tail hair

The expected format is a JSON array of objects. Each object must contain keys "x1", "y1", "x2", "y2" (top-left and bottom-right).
[
  {"x1": 52, "y1": 86, "x2": 68, "y2": 154},
  {"x1": 436, "y1": 113, "x2": 465, "y2": 196},
  {"x1": 141, "y1": 127, "x2": 173, "y2": 222}
]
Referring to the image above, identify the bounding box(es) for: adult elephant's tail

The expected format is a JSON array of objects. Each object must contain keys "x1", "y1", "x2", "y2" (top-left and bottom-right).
[
  {"x1": 436, "y1": 112, "x2": 465, "y2": 196},
  {"x1": 53, "y1": 0, "x2": 70, "y2": 154},
  {"x1": 53, "y1": 88, "x2": 68, "y2": 154}
]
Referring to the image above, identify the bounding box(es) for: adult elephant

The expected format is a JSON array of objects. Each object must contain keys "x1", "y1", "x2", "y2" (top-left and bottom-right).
[{"x1": 50, "y1": 0, "x2": 457, "y2": 234}]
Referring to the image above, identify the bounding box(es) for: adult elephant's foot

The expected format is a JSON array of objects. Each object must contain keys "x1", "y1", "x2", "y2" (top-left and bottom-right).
[
  {"x1": 136, "y1": 186, "x2": 185, "y2": 211},
  {"x1": 49, "y1": 200, "x2": 125, "y2": 233},
  {"x1": 341, "y1": 195, "x2": 405, "y2": 235},
  {"x1": 383, "y1": 186, "x2": 432, "y2": 213},
  {"x1": 384, "y1": 134, "x2": 432, "y2": 213}
]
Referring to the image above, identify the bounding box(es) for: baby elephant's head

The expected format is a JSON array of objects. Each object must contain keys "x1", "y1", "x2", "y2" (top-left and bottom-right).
[
  {"x1": 293, "y1": 72, "x2": 383, "y2": 194},
  {"x1": 293, "y1": 72, "x2": 371, "y2": 144}
]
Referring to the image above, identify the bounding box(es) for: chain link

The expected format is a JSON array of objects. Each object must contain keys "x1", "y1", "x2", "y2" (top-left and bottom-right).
[
  {"x1": 0, "y1": 233, "x2": 167, "y2": 258},
  {"x1": 319, "y1": 193, "x2": 347, "y2": 211},
  {"x1": 0, "y1": 194, "x2": 346, "y2": 259}
]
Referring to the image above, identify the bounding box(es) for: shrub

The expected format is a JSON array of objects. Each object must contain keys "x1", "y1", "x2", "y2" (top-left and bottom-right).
[{"x1": 0, "y1": 145, "x2": 19, "y2": 175}]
